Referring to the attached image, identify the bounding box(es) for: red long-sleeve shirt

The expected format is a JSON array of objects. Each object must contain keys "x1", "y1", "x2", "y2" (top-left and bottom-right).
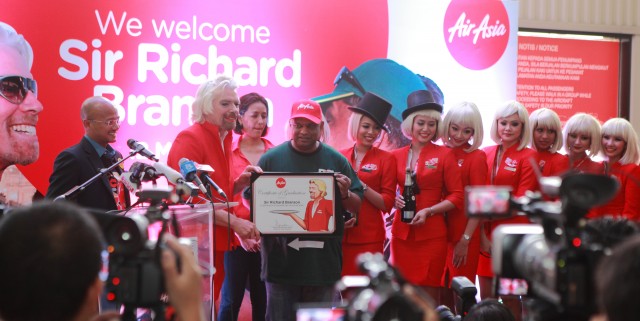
[
  {"x1": 167, "y1": 121, "x2": 237, "y2": 251},
  {"x1": 590, "y1": 162, "x2": 640, "y2": 220},
  {"x1": 536, "y1": 150, "x2": 569, "y2": 177},
  {"x1": 447, "y1": 145, "x2": 488, "y2": 241},
  {"x1": 391, "y1": 142, "x2": 464, "y2": 241},
  {"x1": 340, "y1": 146, "x2": 397, "y2": 244}
]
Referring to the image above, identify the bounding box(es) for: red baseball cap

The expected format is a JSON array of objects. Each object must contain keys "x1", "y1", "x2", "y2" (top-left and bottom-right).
[{"x1": 289, "y1": 99, "x2": 323, "y2": 124}]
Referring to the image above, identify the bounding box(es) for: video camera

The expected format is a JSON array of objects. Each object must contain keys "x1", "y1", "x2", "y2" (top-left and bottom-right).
[
  {"x1": 91, "y1": 188, "x2": 182, "y2": 321},
  {"x1": 465, "y1": 173, "x2": 619, "y2": 321}
]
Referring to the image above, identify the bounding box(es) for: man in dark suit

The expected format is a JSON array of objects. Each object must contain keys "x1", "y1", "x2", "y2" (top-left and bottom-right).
[{"x1": 46, "y1": 96, "x2": 129, "y2": 211}]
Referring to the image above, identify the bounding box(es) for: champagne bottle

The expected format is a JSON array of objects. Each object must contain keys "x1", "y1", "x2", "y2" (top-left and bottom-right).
[{"x1": 401, "y1": 168, "x2": 416, "y2": 223}]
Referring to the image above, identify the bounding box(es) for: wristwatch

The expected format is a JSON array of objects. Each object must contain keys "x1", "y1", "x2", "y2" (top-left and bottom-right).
[
  {"x1": 362, "y1": 184, "x2": 368, "y2": 193},
  {"x1": 462, "y1": 234, "x2": 471, "y2": 241}
]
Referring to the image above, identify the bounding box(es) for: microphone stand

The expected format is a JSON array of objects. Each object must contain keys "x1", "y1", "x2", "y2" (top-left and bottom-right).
[{"x1": 53, "y1": 150, "x2": 139, "y2": 202}]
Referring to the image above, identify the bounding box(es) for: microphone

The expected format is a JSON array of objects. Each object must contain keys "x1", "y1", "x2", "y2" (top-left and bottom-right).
[
  {"x1": 153, "y1": 162, "x2": 186, "y2": 185},
  {"x1": 199, "y1": 171, "x2": 228, "y2": 200},
  {"x1": 129, "y1": 162, "x2": 146, "y2": 184},
  {"x1": 179, "y1": 158, "x2": 208, "y2": 195},
  {"x1": 129, "y1": 162, "x2": 161, "y2": 182},
  {"x1": 127, "y1": 139, "x2": 159, "y2": 162},
  {"x1": 120, "y1": 172, "x2": 139, "y2": 192}
]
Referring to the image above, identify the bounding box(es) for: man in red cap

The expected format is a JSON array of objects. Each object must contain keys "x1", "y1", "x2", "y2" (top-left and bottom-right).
[{"x1": 247, "y1": 99, "x2": 363, "y2": 321}]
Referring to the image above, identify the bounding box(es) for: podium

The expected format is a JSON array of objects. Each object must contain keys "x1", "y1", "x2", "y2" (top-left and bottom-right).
[{"x1": 126, "y1": 202, "x2": 237, "y2": 321}]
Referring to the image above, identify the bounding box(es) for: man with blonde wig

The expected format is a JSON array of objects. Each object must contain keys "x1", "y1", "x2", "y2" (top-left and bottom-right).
[
  {"x1": 0, "y1": 22, "x2": 43, "y2": 182},
  {"x1": 286, "y1": 179, "x2": 334, "y2": 232},
  {"x1": 167, "y1": 75, "x2": 260, "y2": 303}
]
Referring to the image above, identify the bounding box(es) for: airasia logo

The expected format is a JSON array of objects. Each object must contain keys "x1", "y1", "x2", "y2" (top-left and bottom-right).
[
  {"x1": 443, "y1": 0, "x2": 510, "y2": 70},
  {"x1": 276, "y1": 177, "x2": 286, "y2": 188}
]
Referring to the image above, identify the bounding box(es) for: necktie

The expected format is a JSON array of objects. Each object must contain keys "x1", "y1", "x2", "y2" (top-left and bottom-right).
[{"x1": 101, "y1": 152, "x2": 114, "y2": 168}]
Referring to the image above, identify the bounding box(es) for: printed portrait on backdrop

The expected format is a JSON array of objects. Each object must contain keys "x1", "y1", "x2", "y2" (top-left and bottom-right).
[
  {"x1": 0, "y1": 21, "x2": 42, "y2": 205},
  {"x1": 312, "y1": 58, "x2": 445, "y2": 152}
]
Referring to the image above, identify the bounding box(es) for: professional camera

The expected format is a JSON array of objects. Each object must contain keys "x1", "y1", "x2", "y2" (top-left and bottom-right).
[
  {"x1": 465, "y1": 173, "x2": 619, "y2": 321},
  {"x1": 333, "y1": 252, "x2": 437, "y2": 321},
  {"x1": 434, "y1": 276, "x2": 478, "y2": 321},
  {"x1": 91, "y1": 187, "x2": 181, "y2": 321}
]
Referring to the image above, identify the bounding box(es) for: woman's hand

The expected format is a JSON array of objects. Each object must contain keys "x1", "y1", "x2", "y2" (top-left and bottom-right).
[
  {"x1": 344, "y1": 217, "x2": 357, "y2": 228},
  {"x1": 409, "y1": 208, "x2": 430, "y2": 226},
  {"x1": 453, "y1": 239, "x2": 469, "y2": 268},
  {"x1": 394, "y1": 194, "x2": 405, "y2": 209},
  {"x1": 335, "y1": 173, "x2": 352, "y2": 198},
  {"x1": 480, "y1": 229, "x2": 492, "y2": 257}
]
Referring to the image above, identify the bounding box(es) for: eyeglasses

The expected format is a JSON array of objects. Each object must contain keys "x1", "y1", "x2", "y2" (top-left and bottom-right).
[
  {"x1": 89, "y1": 119, "x2": 122, "y2": 127},
  {"x1": 0, "y1": 76, "x2": 38, "y2": 105},
  {"x1": 334, "y1": 66, "x2": 366, "y2": 96},
  {"x1": 289, "y1": 120, "x2": 319, "y2": 130}
]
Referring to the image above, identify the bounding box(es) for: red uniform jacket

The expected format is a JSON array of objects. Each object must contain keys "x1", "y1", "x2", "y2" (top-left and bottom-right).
[
  {"x1": 340, "y1": 146, "x2": 397, "y2": 244},
  {"x1": 536, "y1": 150, "x2": 569, "y2": 177},
  {"x1": 478, "y1": 144, "x2": 538, "y2": 277},
  {"x1": 391, "y1": 142, "x2": 464, "y2": 241},
  {"x1": 568, "y1": 156, "x2": 605, "y2": 175},
  {"x1": 304, "y1": 198, "x2": 334, "y2": 231},
  {"x1": 590, "y1": 162, "x2": 640, "y2": 220},
  {"x1": 167, "y1": 121, "x2": 237, "y2": 251},
  {"x1": 447, "y1": 145, "x2": 488, "y2": 242}
]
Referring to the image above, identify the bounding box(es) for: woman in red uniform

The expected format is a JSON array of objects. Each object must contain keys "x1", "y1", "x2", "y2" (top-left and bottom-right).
[
  {"x1": 219, "y1": 92, "x2": 274, "y2": 321},
  {"x1": 562, "y1": 113, "x2": 604, "y2": 174},
  {"x1": 339, "y1": 92, "x2": 397, "y2": 276},
  {"x1": 529, "y1": 108, "x2": 568, "y2": 177},
  {"x1": 590, "y1": 118, "x2": 640, "y2": 220},
  {"x1": 477, "y1": 100, "x2": 538, "y2": 300},
  {"x1": 440, "y1": 101, "x2": 487, "y2": 305},
  {"x1": 391, "y1": 90, "x2": 464, "y2": 302}
]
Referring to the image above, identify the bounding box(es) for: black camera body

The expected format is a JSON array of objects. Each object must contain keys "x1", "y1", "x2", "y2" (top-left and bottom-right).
[
  {"x1": 467, "y1": 173, "x2": 619, "y2": 321},
  {"x1": 91, "y1": 188, "x2": 178, "y2": 321},
  {"x1": 436, "y1": 276, "x2": 477, "y2": 321},
  {"x1": 337, "y1": 252, "x2": 432, "y2": 321}
]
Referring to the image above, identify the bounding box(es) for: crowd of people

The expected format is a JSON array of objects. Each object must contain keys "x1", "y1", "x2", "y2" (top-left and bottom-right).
[{"x1": 3, "y1": 20, "x2": 640, "y2": 321}]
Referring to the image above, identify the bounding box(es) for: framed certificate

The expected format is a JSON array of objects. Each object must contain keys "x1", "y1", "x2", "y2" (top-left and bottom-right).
[{"x1": 251, "y1": 172, "x2": 336, "y2": 235}]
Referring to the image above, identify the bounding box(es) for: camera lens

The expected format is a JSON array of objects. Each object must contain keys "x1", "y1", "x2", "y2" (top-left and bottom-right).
[{"x1": 106, "y1": 215, "x2": 147, "y2": 256}]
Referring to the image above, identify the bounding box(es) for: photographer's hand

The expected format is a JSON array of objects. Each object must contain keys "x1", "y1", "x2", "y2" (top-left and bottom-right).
[{"x1": 161, "y1": 235, "x2": 206, "y2": 321}]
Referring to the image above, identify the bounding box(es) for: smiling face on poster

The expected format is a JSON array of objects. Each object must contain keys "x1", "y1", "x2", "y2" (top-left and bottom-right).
[{"x1": 1, "y1": 0, "x2": 517, "y2": 195}]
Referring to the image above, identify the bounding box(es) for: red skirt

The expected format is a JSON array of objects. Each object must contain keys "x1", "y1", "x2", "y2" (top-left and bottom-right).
[
  {"x1": 477, "y1": 216, "x2": 530, "y2": 277},
  {"x1": 342, "y1": 241, "x2": 385, "y2": 276},
  {"x1": 441, "y1": 236, "x2": 480, "y2": 286},
  {"x1": 389, "y1": 236, "x2": 447, "y2": 286}
]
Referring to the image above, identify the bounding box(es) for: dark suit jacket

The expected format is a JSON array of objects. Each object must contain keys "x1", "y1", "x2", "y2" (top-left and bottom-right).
[{"x1": 46, "y1": 137, "x2": 125, "y2": 211}]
